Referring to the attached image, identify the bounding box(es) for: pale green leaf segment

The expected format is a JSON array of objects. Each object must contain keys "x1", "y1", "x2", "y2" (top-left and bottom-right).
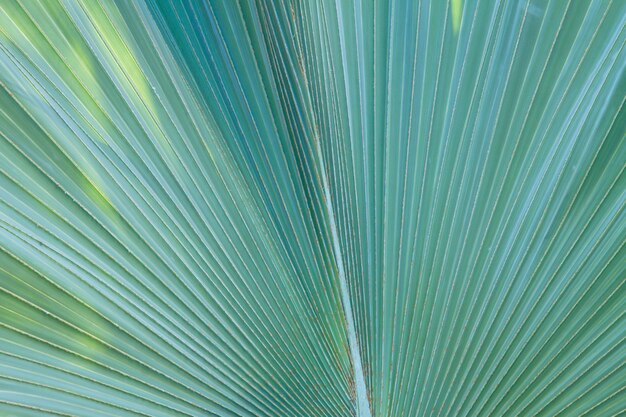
[{"x1": 0, "y1": 0, "x2": 624, "y2": 416}]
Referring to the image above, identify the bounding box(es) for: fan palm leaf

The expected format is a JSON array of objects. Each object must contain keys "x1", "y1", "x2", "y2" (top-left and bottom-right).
[{"x1": 0, "y1": 0, "x2": 624, "y2": 416}]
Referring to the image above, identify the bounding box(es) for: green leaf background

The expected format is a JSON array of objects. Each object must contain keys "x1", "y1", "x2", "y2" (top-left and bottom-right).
[{"x1": 0, "y1": 0, "x2": 624, "y2": 416}]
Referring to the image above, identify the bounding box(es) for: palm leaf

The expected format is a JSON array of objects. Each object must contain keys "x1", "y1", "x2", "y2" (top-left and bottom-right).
[{"x1": 0, "y1": 1, "x2": 624, "y2": 416}]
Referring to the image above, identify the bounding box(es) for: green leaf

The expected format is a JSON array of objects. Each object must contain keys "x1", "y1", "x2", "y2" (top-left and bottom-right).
[{"x1": 1, "y1": 0, "x2": 624, "y2": 416}]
